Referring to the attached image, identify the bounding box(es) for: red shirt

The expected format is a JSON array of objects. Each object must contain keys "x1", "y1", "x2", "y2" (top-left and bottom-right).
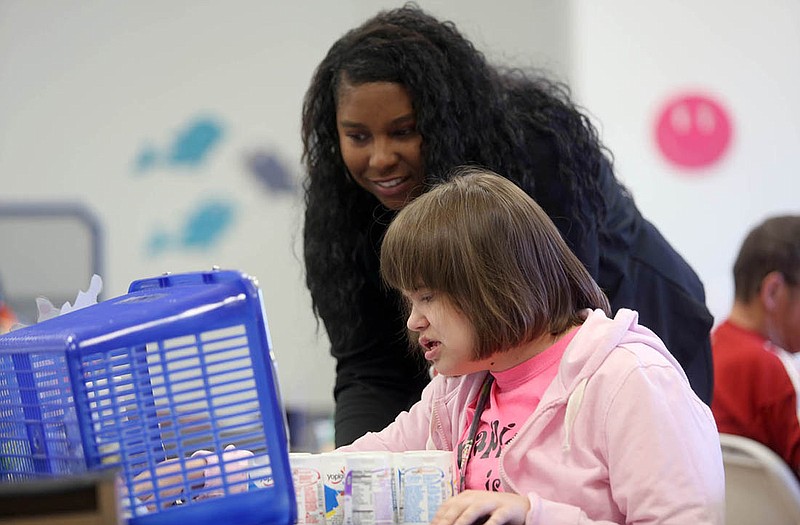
[{"x1": 711, "y1": 319, "x2": 800, "y2": 472}]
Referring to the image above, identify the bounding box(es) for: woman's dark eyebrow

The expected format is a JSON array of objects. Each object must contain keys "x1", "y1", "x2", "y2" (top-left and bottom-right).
[
  {"x1": 391, "y1": 114, "x2": 415, "y2": 125},
  {"x1": 338, "y1": 114, "x2": 415, "y2": 128}
]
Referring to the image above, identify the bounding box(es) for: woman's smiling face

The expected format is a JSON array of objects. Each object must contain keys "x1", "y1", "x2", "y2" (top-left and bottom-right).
[{"x1": 336, "y1": 80, "x2": 425, "y2": 210}]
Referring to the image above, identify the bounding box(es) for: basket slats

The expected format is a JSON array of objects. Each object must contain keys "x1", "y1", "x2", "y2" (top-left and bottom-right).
[{"x1": 0, "y1": 270, "x2": 296, "y2": 525}]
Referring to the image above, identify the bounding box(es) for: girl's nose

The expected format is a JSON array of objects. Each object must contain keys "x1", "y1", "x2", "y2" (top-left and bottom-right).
[{"x1": 406, "y1": 305, "x2": 428, "y2": 332}]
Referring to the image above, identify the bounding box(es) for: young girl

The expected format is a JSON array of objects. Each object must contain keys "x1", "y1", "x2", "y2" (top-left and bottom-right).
[{"x1": 339, "y1": 167, "x2": 724, "y2": 524}]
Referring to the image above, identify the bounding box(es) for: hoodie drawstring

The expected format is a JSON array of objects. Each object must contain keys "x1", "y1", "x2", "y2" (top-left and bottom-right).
[{"x1": 563, "y1": 378, "x2": 587, "y2": 451}]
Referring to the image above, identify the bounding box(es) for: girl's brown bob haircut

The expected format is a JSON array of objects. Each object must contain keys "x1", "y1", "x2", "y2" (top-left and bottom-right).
[{"x1": 381, "y1": 166, "x2": 611, "y2": 359}]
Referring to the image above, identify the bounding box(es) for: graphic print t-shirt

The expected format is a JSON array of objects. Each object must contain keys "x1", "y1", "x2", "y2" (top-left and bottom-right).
[{"x1": 459, "y1": 328, "x2": 577, "y2": 491}]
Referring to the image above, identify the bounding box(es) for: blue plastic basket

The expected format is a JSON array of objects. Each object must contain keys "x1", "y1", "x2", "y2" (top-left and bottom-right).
[{"x1": 0, "y1": 270, "x2": 296, "y2": 525}]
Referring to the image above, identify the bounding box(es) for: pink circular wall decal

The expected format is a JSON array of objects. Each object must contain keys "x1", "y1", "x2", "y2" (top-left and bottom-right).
[{"x1": 654, "y1": 93, "x2": 733, "y2": 169}]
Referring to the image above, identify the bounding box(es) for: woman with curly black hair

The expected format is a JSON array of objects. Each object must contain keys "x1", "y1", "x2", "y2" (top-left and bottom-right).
[{"x1": 302, "y1": 4, "x2": 714, "y2": 446}]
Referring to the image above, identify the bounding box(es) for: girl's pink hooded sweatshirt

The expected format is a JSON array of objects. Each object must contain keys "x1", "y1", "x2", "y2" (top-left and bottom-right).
[{"x1": 342, "y1": 309, "x2": 725, "y2": 524}]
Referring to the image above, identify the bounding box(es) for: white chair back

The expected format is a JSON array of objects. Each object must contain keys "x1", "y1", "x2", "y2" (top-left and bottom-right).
[{"x1": 720, "y1": 433, "x2": 800, "y2": 525}]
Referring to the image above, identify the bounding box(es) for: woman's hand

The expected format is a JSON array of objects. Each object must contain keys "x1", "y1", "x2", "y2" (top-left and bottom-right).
[{"x1": 431, "y1": 490, "x2": 530, "y2": 525}]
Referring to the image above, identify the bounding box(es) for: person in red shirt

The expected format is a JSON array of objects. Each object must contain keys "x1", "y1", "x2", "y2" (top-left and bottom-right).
[{"x1": 712, "y1": 215, "x2": 800, "y2": 472}]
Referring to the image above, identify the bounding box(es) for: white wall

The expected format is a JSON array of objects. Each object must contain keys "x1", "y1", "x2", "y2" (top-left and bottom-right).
[
  {"x1": 2, "y1": 0, "x2": 798, "y2": 411},
  {"x1": 0, "y1": 1, "x2": 571, "y2": 412},
  {"x1": 571, "y1": 0, "x2": 800, "y2": 323}
]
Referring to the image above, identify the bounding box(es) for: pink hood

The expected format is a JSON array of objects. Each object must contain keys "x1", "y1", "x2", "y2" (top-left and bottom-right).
[{"x1": 344, "y1": 309, "x2": 725, "y2": 524}]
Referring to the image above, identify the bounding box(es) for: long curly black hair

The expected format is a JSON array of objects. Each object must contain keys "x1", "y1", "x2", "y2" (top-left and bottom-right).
[{"x1": 302, "y1": 3, "x2": 608, "y2": 337}]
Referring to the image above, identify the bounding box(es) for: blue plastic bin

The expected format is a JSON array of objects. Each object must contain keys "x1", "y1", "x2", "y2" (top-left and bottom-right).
[{"x1": 0, "y1": 269, "x2": 296, "y2": 525}]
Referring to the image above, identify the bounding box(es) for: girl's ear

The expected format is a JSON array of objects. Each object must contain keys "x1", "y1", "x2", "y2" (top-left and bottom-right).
[{"x1": 760, "y1": 271, "x2": 786, "y2": 311}]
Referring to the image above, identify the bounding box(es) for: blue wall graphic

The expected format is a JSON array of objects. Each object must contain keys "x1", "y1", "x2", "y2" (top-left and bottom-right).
[
  {"x1": 134, "y1": 116, "x2": 225, "y2": 173},
  {"x1": 133, "y1": 113, "x2": 297, "y2": 258},
  {"x1": 147, "y1": 199, "x2": 236, "y2": 255},
  {"x1": 245, "y1": 149, "x2": 296, "y2": 194}
]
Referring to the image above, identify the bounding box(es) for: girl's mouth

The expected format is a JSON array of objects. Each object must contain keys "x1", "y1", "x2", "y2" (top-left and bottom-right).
[{"x1": 422, "y1": 339, "x2": 441, "y2": 361}]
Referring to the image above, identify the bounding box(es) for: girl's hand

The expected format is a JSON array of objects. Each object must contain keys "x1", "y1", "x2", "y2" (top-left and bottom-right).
[
  {"x1": 431, "y1": 490, "x2": 530, "y2": 525},
  {"x1": 131, "y1": 456, "x2": 206, "y2": 510},
  {"x1": 129, "y1": 445, "x2": 253, "y2": 509}
]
